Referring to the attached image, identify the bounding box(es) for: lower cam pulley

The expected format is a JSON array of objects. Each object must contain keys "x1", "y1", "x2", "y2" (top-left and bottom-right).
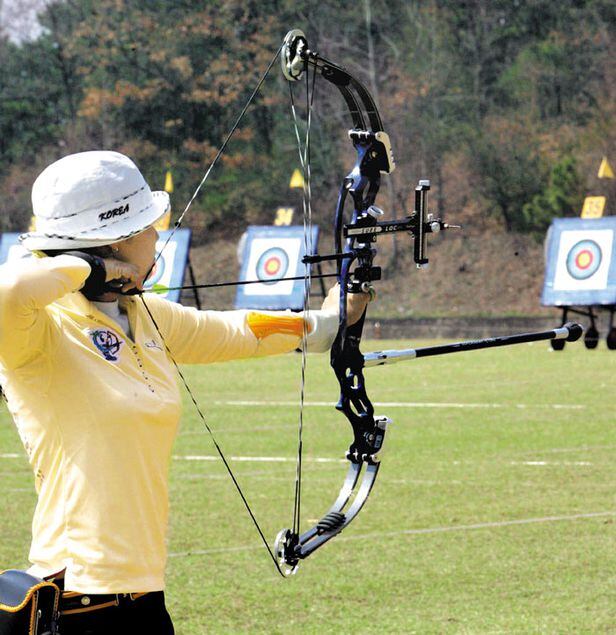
[{"x1": 274, "y1": 528, "x2": 300, "y2": 576}]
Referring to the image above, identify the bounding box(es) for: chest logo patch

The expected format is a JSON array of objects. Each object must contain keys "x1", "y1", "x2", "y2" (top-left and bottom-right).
[{"x1": 91, "y1": 329, "x2": 123, "y2": 362}]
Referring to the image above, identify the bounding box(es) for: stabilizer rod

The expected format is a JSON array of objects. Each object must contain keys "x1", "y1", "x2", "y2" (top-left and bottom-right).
[{"x1": 363, "y1": 322, "x2": 583, "y2": 368}]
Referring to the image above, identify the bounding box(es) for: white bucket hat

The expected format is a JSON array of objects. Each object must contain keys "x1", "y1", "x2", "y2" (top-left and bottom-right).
[{"x1": 20, "y1": 150, "x2": 170, "y2": 251}]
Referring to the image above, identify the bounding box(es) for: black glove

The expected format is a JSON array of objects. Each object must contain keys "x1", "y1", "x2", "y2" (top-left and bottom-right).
[{"x1": 63, "y1": 251, "x2": 107, "y2": 300}]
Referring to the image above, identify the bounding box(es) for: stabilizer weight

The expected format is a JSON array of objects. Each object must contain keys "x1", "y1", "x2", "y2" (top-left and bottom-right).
[{"x1": 563, "y1": 321, "x2": 583, "y2": 341}]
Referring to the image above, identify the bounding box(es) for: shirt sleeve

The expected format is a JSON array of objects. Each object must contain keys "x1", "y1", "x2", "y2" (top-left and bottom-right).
[
  {"x1": 140, "y1": 293, "x2": 339, "y2": 365},
  {"x1": 0, "y1": 255, "x2": 91, "y2": 369}
]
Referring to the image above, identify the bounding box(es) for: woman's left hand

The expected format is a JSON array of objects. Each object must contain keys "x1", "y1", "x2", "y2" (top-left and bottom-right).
[{"x1": 321, "y1": 283, "x2": 374, "y2": 326}]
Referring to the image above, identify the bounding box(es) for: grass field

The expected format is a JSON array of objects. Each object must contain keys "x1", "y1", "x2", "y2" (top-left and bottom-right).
[{"x1": 1, "y1": 338, "x2": 614, "y2": 633}]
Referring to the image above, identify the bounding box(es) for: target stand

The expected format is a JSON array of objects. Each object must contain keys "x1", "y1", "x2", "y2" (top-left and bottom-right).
[{"x1": 542, "y1": 217, "x2": 616, "y2": 350}]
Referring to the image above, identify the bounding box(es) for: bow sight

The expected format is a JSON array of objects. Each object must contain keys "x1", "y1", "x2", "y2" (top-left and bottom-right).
[{"x1": 304, "y1": 179, "x2": 459, "y2": 275}]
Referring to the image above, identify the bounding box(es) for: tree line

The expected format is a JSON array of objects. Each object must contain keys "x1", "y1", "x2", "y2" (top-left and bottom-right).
[{"x1": 0, "y1": 0, "x2": 613, "y2": 241}]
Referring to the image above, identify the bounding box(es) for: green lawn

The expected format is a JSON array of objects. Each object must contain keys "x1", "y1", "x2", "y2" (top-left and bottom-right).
[{"x1": 1, "y1": 338, "x2": 614, "y2": 633}]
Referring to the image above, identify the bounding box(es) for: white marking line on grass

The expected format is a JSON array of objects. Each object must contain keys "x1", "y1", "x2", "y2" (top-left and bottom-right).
[
  {"x1": 535, "y1": 445, "x2": 616, "y2": 454},
  {"x1": 1, "y1": 453, "x2": 596, "y2": 467},
  {"x1": 168, "y1": 511, "x2": 616, "y2": 558},
  {"x1": 0, "y1": 452, "x2": 342, "y2": 466},
  {"x1": 179, "y1": 423, "x2": 295, "y2": 436},
  {"x1": 511, "y1": 461, "x2": 592, "y2": 466},
  {"x1": 212, "y1": 400, "x2": 585, "y2": 410},
  {"x1": 172, "y1": 455, "x2": 345, "y2": 464},
  {"x1": 452, "y1": 459, "x2": 593, "y2": 467}
]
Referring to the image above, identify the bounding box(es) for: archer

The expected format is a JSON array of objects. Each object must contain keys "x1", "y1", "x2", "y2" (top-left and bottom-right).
[{"x1": 0, "y1": 149, "x2": 369, "y2": 634}]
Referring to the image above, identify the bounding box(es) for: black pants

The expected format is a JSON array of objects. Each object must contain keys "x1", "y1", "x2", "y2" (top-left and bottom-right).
[{"x1": 58, "y1": 591, "x2": 174, "y2": 635}]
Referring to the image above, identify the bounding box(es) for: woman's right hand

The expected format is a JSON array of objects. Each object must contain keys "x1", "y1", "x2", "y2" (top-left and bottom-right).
[{"x1": 101, "y1": 258, "x2": 141, "y2": 293}]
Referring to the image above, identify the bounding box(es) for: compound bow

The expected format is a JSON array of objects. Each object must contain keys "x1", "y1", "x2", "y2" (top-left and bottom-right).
[
  {"x1": 272, "y1": 28, "x2": 456, "y2": 574},
  {"x1": 139, "y1": 28, "x2": 582, "y2": 578}
]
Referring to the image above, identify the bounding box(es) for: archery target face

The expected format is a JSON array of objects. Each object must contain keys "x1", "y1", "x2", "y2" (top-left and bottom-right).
[
  {"x1": 256, "y1": 247, "x2": 289, "y2": 284},
  {"x1": 143, "y1": 240, "x2": 177, "y2": 296},
  {"x1": 554, "y1": 229, "x2": 613, "y2": 291},
  {"x1": 566, "y1": 240, "x2": 601, "y2": 279},
  {"x1": 243, "y1": 238, "x2": 301, "y2": 296},
  {"x1": 145, "y1": 251, "x2": 166, "y2": 287}
]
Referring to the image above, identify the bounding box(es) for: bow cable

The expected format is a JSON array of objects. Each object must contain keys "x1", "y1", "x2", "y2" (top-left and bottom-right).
[{"x1": 288, "y1": 64, "x2": 318, "y2": 541}]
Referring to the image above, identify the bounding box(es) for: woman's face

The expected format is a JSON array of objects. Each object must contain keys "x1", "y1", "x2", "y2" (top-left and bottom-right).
[{"x1": 113, "y1": 225, "x2": 159, "y2": 290}]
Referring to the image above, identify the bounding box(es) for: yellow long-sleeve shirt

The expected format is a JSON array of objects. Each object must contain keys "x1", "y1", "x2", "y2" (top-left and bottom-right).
[{"x1": 0, "y1": 255, "x2": 336, "y2": 593}]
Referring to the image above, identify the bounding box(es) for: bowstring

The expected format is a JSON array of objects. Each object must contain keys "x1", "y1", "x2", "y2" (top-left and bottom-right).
[
  {"x1": 288, "y1": 64, "x2": 318, "y2": 538},
  {"x1": 139, "y1": 42, "x2": 286, "y2": 577},
  {"x1": 140, "y1": 299, "x2": 284, "y2": 576}
]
